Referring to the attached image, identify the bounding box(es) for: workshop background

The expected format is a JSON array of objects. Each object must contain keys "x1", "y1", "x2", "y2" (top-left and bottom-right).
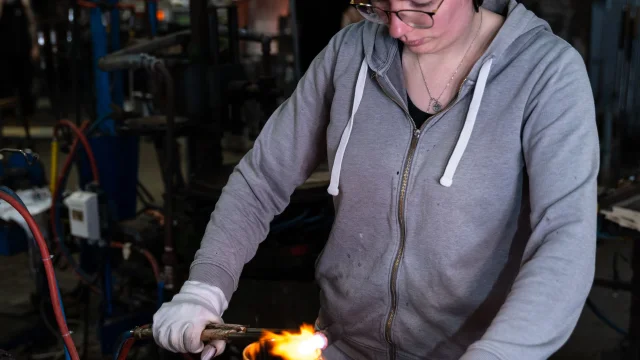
[{"x1": 0, "y1": 0, "x2": 638, "y2": 359}]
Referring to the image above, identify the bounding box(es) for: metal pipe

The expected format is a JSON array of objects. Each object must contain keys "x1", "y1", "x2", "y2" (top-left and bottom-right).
[
  {"x1": 631, "y1": 6, "x2": 640, "y2": 131},
  {"x1": 98, "y1": 53, "x2": 160, "y2": 72},
  {"x1": 227, "y1": 5, "x2": 240, "y2": 64},
  {"x1": 601, "y1": 105, "x2": 614, "y2": 187},
  {"x1": 133, "y1": 324, "x2": 292, "y2": 342},
  {"x1": 99, "y1": 55, "x2": 179, "y2": 290},
  {"x1": 71, "y1": 0, "x2": 81, "y2": 125},
  {"x1": 626, "y1": 8, "x2": 637, "y2": 118},
  {"x1": 100, "y1": 27, "x2": 272, "y2": 67},
  {"x1": 105, "y1": 29, "x2": 190, "y2": 58},
  {"x1": 614, "y1": 6, "x2": 627, "y2": 119},
  {"x1": 593, "y1": 277, "x2": 632, "y2": 292},
  {"x1": 156, "y1": 62, "x2": 176, "y2": 292},
  {"x1": 289, "y1": 0, "x2": 302, "y2": 81},
  {"x1": 209, "y1": 8, "x2": 220, "y2": 67},
  {"x1": 217, "y1": 27, "x2": 274, "y2": 43},
  {"x1": 261, "y1": 37, "x2": 272, "y2": 76}
]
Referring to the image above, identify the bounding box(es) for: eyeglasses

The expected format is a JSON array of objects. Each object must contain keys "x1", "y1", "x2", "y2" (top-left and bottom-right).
[{"x1": 350, "y1": 0, "x2": 445, "y2": 29}]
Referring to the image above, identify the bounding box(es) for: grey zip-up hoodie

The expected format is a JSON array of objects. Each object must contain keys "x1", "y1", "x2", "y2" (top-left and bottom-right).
[{"x1": 189, "y1": 0, "x2": 599, "y2": 359}]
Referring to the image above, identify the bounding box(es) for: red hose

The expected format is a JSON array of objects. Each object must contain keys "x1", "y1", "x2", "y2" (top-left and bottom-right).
[
  {"x1": 0, "y1": 192, "x2": 80, "y2": 360},
  {"x1": 117, "y1": 338, "x2": 136, "y2": 360},
  {"x1": 77, "y1": 0, "x2": 97, "y2": 8},
  {"x1": 77, "y1": 0, "x2": 137, "y2": 11},
  {"x1": 116, "y1": 3, "x2": 136, "y2": 10},
  {"x1": 140, "y1": 249, "x2": 161, "y2": 283},
  {"x1": 116, "y1": 324, "x2": 151, "y2": 360},
  {"x1": 49, "y1": 122, "x2": 102, "y2": 294},
  {"x1": 54, "y1": 119, "x2": 100, "y2": 185}
]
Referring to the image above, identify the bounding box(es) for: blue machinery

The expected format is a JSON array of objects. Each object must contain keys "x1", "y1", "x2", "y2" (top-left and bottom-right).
[
  {"x1": 76, "y1": 0, "x2": 160, "y2": 354},
  {"x1": 81, "y1": 0, "x2": 159, "y2": 221}
]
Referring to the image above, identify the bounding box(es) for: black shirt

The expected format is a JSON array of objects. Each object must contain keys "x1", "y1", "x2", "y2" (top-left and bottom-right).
[
  {"x1": 408, "y1": 95, "x2": 433, "y2": 129},
  {"x1": 399, "y1": 40, "x2": 433, "y2": 128}
]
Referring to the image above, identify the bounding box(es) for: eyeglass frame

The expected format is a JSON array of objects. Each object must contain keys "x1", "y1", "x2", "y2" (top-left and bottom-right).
[{"x1": 349, "y1": 0, "x2": 446, "y2": 29}]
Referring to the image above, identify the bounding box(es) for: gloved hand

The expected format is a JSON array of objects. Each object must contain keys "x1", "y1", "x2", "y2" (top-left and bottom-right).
[{"x1": 153, "y1": 281, "x2": 229, "y2": 360}]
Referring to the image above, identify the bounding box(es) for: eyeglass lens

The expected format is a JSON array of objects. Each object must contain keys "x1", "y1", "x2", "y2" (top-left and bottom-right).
[{"x1": 354, "y1": 5, "x2": 434, "y2": 28}]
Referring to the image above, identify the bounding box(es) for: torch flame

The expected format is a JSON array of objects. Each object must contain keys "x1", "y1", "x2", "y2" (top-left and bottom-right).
[{"x1": 245, "y1": 324, "x2": 327, "y2": 360}]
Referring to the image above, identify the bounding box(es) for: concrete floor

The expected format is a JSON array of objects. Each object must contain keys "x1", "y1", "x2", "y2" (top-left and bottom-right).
[{"x1": 0, "y1": 125, "x2": 635, "y2": 359}]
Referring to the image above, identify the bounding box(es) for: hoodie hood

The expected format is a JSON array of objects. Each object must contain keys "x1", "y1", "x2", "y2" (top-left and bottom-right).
[
  {"x1": 362, "y1": 0, "x2": 548, "y2": 78},
  {"x1": 328, "y1": 0, "x2": 552, "y2": 195}
]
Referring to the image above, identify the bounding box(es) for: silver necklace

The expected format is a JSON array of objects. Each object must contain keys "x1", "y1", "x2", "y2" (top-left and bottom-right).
[{"x1": 417, "y1": 11, "x2": 483, "y2": 113}]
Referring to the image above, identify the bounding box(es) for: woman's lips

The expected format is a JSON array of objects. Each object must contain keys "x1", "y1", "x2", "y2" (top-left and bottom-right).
[{"x1": 404, "y1": 38, "x2": 426, "y2": 47}]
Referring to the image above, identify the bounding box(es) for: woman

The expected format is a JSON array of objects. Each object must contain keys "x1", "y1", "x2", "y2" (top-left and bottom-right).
[{"x1": 153, "y1": 0, "x2": 599, "y2": 359}]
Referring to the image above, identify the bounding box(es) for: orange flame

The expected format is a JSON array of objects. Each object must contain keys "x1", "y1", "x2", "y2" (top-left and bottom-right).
[{"x1": 244, "y1": 324, "x2": 327, "y2": 360}]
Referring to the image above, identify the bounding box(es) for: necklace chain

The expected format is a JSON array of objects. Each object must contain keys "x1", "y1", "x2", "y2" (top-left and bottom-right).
[{"x1": 417, "y1": 11, "x2": 483, "y2": 113}]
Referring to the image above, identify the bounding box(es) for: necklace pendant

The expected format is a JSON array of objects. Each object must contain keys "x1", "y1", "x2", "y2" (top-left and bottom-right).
[{"x1": 432, "y1": 100, "x2": 442, "y2": 112}]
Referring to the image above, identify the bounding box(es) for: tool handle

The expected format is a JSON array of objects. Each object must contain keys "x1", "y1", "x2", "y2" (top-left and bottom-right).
[{"x1": 133, "y1": 324, "x2": 250, "y2": 342}]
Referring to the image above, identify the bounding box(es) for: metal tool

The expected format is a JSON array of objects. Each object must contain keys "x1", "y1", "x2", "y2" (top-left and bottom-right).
[{"x1": 133, "y1": 324, "x2": 291, "y2": 342}]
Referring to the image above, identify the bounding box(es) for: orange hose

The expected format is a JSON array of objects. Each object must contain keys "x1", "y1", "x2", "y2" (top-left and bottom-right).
[{"x1": 0, "y1": 192, "x2": 80, "y2": 360}]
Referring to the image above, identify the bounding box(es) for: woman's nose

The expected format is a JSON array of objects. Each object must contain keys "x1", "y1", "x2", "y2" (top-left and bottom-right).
[{"x1": 388, "y1": 13, "x2": 412, "y2": 38}]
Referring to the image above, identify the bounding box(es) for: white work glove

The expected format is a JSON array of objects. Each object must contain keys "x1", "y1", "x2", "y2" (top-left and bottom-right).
[{"x1": 153, "y1": 281, "x2": 229, "y2": 360}]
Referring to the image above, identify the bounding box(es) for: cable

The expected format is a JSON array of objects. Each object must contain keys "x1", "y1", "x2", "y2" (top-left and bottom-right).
[{"x1": 0, "y1": 190, "x2": 80, "y2": 360}]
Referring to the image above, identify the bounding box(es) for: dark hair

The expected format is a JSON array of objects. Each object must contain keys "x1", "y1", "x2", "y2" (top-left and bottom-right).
[{"x1": 473, "y1": 0, "x2": 484, "y2": 11}]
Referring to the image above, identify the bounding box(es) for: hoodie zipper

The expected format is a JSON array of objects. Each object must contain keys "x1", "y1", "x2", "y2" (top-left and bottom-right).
[{"x1": 375, "y1": 74, "x2": 466, "y2": 359}]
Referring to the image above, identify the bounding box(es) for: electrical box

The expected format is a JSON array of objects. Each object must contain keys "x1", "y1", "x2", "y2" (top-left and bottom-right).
[{"x1": 63, "y1": 191, "x2": 101, "y2": 241}]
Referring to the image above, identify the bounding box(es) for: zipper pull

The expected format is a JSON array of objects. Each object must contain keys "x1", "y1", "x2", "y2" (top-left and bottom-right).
[{"x1": 414, "y1": 129, "x2": 421, "y2": 138}]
